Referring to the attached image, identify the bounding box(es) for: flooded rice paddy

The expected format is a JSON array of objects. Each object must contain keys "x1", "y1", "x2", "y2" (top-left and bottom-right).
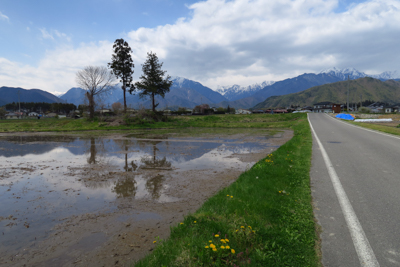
[{"x1": 0, "y1": 128, "x2": 292, "y2": 266}]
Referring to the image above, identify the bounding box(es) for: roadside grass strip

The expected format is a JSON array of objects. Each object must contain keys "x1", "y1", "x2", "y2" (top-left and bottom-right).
[{"x1": 135, "y1": 116, "x2": 320, "y2": 266}]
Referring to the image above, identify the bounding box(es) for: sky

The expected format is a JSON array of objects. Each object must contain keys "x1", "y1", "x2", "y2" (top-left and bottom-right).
[{"x1": 1, "y1": 0, "x2": 400, "y2": 95}]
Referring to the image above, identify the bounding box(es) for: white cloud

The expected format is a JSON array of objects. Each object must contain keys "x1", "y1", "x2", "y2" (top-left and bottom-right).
[
  {"x1": 2, "y1": 0, "x2": 400, "y2": 93},
  {"x1": 39, "y1": 28, "x2": 71, "y2": 42},
  {"x1": 0, "y1": 41, "x2": 113, "y2": 91},
  {"x1": 0, "y1": 11, "x2": 9, "y2": 22},
  {"x1": 40, "y1": 28, "x2": 54, "y2": 40},
  {"x1": 126, "y1": 0, "x2": 400, "y2": 88}
]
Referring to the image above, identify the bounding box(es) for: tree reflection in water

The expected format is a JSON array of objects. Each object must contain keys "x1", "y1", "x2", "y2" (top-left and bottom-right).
[
  {"x1": 82, "y1": 137, "x2": 171, "y2": 199},
  {"x1": 82, "y1": 138, "x2": 114, "y2": 190},
  {"x1": 87, "y1": 138, "x2": 97, "y2": 164},
  {"x1": 140, "y1": 140, "x2": 172, "y2": 170},
  {"x1": 112, "y1": 174, "x2": 137, "y2": 198},
  {"x1": 85, "y1": 137, "x2": 107, "y2": 165},
  {"x1": 145, "y1": 174, "x2": 165, "y2": 199}
]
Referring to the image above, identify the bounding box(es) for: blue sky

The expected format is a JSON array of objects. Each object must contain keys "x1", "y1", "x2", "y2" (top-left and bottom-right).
[{"x1": 1, "y1": 0, "x2": 400, "y2": 94}]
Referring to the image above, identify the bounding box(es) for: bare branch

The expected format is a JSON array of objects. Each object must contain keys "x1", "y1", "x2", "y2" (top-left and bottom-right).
[{"x1": 76, "y1": 66, "x2": 116, "y2": 119}]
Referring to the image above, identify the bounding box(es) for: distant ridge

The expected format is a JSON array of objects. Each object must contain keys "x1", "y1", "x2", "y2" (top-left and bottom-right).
[
  {"x1": 2, "y1": 67, "x2": 400, "y2": 109},
  {"x1": 253, "y1": 77, "x2": 400, "y2": 109},
  {"x1": 0, "y1": 86, "x2": 63, "y2": 106}
]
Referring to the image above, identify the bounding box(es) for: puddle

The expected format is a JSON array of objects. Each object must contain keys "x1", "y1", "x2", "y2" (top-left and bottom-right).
[{"x1": 0, "y1": 128, "x2": 293, "y2": 266}]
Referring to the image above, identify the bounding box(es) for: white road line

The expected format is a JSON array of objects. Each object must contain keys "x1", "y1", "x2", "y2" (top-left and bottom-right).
[
  {"x1": 308, "y1": 114, "x2": 380, "y2": 267},
  {"x1": 326, "y1": 114, "x2": 400, "y2": 140}
]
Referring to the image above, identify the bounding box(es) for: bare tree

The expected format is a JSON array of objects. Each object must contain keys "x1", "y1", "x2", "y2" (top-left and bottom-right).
[{"x1": 76, "y1": 66, "x2": 116, "y2": 119}]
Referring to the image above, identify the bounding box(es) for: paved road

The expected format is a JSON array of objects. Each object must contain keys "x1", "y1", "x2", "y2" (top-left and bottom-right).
[{"x1": 309, "y1": 113, "x2": 400, "y2": 267}]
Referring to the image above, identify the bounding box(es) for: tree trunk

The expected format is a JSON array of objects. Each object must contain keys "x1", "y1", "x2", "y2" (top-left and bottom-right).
[
  {"x1": 87, "y1": 92, "x2": 95, "y2": 120},
  {"x1": 123, "y1": 82, "x2": 127, "y2": 113},
  {"x1": 152, "y1": 93, "x2": 155, "y2": 112}
]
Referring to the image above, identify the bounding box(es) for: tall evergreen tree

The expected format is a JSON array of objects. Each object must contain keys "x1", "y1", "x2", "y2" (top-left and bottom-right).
[
  {"x1": 135, "y1": 52, "x2": 172, "y2": 112},
  {"x1": 108, "y1": 38, "x2": 135, "y2": 113}
]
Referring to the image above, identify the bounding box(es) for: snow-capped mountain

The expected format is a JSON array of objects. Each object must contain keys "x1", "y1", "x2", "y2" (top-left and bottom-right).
[
  {"x1": 370, "y1": 70, "x2": 400, "y2": 80},
  {"x1": 170, "y1": 76, "x2": 227, "y2": 103},
  {"x1": 319, "y1": 67, "x2": 400, "y2": 80},
  {"x1": 318, "y1": 67, "x2": 368, "y2": 80},
  {"x1": 216, "y1": 81, "x2": 275, "y2": 101}
]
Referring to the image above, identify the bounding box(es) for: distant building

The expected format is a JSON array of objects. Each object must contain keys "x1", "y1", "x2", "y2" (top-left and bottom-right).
[
  {"x1": 236, "y1": 109, "x2": 252, "y2": 114},
  {"x1": 28, "y1": 112, "x2": 39, "y2": 117},
  {"x1": 366, "y1": 102, "x2": 385, "y2": 113},
  {"x1": 313, "y1": 102, "x2": 341, "y2": 113},
  {"x1": 6, "y1": 113, "x2": 19, "y2": 119}
]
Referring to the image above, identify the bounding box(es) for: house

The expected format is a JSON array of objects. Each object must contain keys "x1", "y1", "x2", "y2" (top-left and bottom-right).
[
  {"x1": 313, "y1": 102, "x2": 341, "y2": 113},
  {"x1": 6, "y1": 113, "x2": 19, "y2": 119},
  {"x1": 367, "y1": 102, "x2": 384, "y2": 113},
  {"x1": 273, "y1": 109, "x2": 288, "y2": 114},
  {"x1": 47, "y1": 113, "x2": 57, "y2": 118},
  {"x1": 236, "y1": 109, "x2": 252, "y2": 114},
  {"x1": 96, "y1": 109, "x2": 111, "y2": 114},
  {"x1": 28, "y1": 112, "x2": 39, "y2": 117}
]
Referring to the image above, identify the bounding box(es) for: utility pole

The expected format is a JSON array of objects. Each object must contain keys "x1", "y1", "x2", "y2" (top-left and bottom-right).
[
  {"x1": 347, "y1": 75, "x2": 350, "y2": 112},
  {"x1": 17, "y1": 90, "x2": 21, "y2": 119}
]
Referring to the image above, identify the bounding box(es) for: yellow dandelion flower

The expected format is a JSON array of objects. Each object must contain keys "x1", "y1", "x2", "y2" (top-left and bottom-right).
[
  {"x1": 279, "y1": 191, "x2": 281, "y2": 193},
  {"x1": 194, "y1": 221, "x2": 197, "y2": 223},
  {"x1": 209, "y1": 240, "x2": 212, "y2": 243},
  {"x1": 252, "y1": 230, "x2": 255, "y2": 233},
  {"x1": 221, "y1": 246, "x2": 225, "y2": 249},
  {"x1": 240, "y1": 226, "x2": 244, "y2": 228},
  {"x1": 225, "y1": 239, "x2": 229, "y2": 242},
  {"x1": 230, "y1": 196, "x2": 233, "y2": 198},
  {"x1": 220, "y1": 239, "x2": 226, "y2": 243},
  {"x1": 213, "y1": 248, "x2": 217, "y2": 252},
  {"x1": 227, "y1": 194, "x2": 230, "y2": 196},
  {"x1": 235, "y1": 229, "x2": 238, "y2": 232},
  {"x1": 205, "y1": 246, "x2": 209, "y2": 248},
  {"x1": 180, "y1": 222, "x2": 184, "y2": 225},
  {"x1": 215, "y1": 234, "x2": 219, "y2": 237},
  {"x1": 210, "y1": 244, "x2": 216, "y2": 248},
  {"x1": 226, "y1": 245, "x2": 230, "y2": 249},
  {"x1": 231, "y1": 249, "x2": 235, "y2": 254},
  {"x1": 248, "y1": 226, "x2": 252, "y2": 229},
  {"x1": 153, "y1": 241, "x2": 156, "y2": 243}
]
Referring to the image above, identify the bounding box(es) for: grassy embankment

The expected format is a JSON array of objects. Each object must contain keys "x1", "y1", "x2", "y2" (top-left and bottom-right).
[
  {"x1": 0, "y1": 114, "x2": 320, "y2": 266},
  {"x1": 350, "y1": 121, "x2": 400, "y2": 136},
  {"x1": 0, "y1": 113, "x2": 302, "y2": 132}
]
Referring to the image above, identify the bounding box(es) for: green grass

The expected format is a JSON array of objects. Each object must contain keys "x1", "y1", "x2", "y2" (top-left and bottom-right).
[
  {"x1": 135, "y1": 115, "x2": 320, "y2": 266},
  {"x1": 350, "y1": 121, "x2": 400, "y2": 136},
  {"x1": 0, "y1": 113, "x2": 301, "y2": 133}
]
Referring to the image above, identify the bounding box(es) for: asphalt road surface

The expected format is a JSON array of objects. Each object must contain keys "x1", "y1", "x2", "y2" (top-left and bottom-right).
[{"x1": 309, "y1": 113, "x2": 400, "y2": 267}]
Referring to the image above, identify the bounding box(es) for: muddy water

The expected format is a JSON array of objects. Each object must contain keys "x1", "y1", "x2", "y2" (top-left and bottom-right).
[{"x1": 0, "y1": 128, "x2": 292, "y2": 266}]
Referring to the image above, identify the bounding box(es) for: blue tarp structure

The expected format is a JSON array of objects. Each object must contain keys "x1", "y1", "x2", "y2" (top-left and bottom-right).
[{"x1": 335, "y1": 114, "x2": 355, "y2": 120}]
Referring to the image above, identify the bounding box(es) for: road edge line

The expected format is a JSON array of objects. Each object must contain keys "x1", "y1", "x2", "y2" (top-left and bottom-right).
[{"x1": 308, "y1": 114, "x2": 380, "y2": 267}]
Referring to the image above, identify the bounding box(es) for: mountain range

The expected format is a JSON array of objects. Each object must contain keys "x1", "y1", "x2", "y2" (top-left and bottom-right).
[
  {"x1": 2, "y1": 67, "x2": 400, "y2": 110},
  {"x1": 0, "y1": 86, "x2": 63, "y2": 107},
  {"x1": 216, "y1": 81, "x2": 275, "y2": 101},
  {"x1": 253, "y1": 77, "x2": 400, "y2": 109}
]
